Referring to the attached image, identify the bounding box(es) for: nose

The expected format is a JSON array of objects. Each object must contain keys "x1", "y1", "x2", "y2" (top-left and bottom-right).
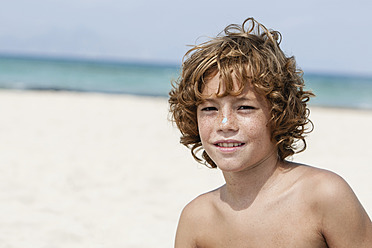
[{"x1": 218, "y1": 111, "x2": 238, "y2": 133}]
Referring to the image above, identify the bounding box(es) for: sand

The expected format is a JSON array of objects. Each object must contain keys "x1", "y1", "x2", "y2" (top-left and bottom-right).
[{"x1": 0, "y1": 90, "x2": 371, "y2": 247}]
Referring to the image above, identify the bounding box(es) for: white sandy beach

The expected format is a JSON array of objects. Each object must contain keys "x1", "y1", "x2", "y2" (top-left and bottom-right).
[{"x1": 0, "y1": 90, "x2": 371, "y2": 247}]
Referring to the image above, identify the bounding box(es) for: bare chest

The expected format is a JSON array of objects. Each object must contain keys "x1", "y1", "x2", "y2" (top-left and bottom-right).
[{"x1": 196, "y1": 198, "x2": 327, "y2": 248}]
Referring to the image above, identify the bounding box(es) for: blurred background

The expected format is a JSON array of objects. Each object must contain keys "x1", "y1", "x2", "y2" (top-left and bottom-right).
[
  {"x1": 1, "y1": 1, "x2": 372, "y2": 247},
  {"x1": 0, "y1": 0, "x2": 371, "y2": 108}
]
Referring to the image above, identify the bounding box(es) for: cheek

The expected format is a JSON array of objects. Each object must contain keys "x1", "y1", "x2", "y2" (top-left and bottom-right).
[
  {"x1": 197, "y1": 116, "x2": 214, "y2": 141},
  {"x1": 242, "y1": 115, "x2": 271, "y2": 139}
]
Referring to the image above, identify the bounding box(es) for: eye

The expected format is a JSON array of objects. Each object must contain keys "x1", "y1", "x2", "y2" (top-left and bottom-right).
[
  {"x1": 238, "y1": 106, "x2": 255, "y2": 110},
  {"x1": 201, "y1": 107, "x2": 217, "y2": 111}
]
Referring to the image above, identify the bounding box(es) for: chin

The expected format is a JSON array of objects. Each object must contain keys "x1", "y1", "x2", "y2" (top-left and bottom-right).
[{"x1": 215, "y1": 162, "x2": 248, "y2": 173}]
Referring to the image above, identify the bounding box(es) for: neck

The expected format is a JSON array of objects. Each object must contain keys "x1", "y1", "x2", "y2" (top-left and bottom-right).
[{"x1": 220, "y1": 152, "x2": 285, "y2": 210}]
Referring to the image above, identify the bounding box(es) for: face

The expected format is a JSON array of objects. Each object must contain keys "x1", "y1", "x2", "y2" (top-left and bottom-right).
[{"x1": 197, "y1": 73, "x2": 276, "y2": 173}]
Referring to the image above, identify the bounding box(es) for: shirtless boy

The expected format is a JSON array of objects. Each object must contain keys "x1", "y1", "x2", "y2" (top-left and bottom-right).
[{"x1": 169, "y1": 18, "x2": 372, "y2": 247}]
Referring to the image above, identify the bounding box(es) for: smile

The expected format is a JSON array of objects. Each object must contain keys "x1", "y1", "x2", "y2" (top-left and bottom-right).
[{"x1": 216, "y1": 142, "x2": 245, "y2": 148}]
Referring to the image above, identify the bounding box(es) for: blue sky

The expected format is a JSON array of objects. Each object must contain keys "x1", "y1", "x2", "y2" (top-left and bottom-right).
[{"x1": 1, "y1": 0, "x2": 371, "y2": 75}]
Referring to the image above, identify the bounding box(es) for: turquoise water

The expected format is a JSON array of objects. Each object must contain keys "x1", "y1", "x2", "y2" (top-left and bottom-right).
[
  {"x1": 303, "y1": 74, "x2": 372, "y2": 109},
  {"x1": 1, "y1": 55, "x2": 372, "y2": 109},
  {"x1": 0, "y1": 55, "x2": 179, "y2": 97}
]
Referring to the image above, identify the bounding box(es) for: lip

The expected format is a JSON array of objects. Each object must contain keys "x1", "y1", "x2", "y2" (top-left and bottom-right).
[{"x1": 213, "y1": 139, "x2": 246, "y2": 153}]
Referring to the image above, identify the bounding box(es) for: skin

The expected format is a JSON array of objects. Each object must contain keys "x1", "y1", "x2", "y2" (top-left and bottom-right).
[{"x1": 174, "y1": 73, "x2": 372, "y2": 248}]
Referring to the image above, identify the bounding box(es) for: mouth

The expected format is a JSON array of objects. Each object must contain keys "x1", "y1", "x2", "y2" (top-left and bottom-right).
[{"x1": 215, "y1": 142, "x2": 245, "y2": 148}]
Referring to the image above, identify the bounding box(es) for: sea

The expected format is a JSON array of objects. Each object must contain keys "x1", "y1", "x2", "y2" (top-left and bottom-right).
[{"x1": 1, "y1": 55, "x2": 372, "y2": 110}]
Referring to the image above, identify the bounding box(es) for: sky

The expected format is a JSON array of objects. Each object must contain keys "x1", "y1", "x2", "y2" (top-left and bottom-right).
[{"x1": 0, "y1": 0, "x2": 371, "y2": 76}]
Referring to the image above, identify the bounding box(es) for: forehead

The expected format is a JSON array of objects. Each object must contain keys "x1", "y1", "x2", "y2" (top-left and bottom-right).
[{"x1": 201, "y1": 72, "x2": 260, "y2": 100}]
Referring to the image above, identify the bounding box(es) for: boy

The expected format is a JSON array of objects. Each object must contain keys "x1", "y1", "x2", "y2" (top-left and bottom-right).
[{"x1": 169, "y1": 18, "x2": 372, "y2": 247}]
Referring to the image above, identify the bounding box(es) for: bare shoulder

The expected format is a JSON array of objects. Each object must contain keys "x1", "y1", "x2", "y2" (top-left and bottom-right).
[
  {"x1": 178, "y1": 189, "x2": 219, "y2": 225},
  {"x1": 175, "y1": 189, "x2": 221, "y2": 248},
  {"x1": 291, "y1": 164, "x2": 372, "y2": 247},
  {"x1": 294, "y1": 165, "x2": 366, "y2": 209},
  {"x1": 291, "y1": 165, "x2": 367, "y2": 219},
  {"x1": 293, "y1": 165, "x2": 355, "y2": 196}
]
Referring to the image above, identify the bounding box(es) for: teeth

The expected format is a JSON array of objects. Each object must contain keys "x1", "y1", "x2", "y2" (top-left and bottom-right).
[{"x1": 217, "y1": 143, "x2": 243, "y2": 147}]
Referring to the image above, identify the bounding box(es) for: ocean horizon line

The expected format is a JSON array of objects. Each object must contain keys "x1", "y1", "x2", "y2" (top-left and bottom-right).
[
  {"x1": 1, "y1": 52, "x2": 372, "y2": 79},
  {"x1": 0, "y1": 52, "x2": 180, "y2": 70}
]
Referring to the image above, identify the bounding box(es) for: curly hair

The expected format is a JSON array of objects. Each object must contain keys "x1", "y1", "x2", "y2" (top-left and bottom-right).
[{"x1": 169, "y1": 17, "x2": 314, "y2": 168}]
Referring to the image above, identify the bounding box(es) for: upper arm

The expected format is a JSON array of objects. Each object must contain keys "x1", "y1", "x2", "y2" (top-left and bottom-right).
[
  {"x1": 175, "y1": 193, "x2": 214, "y2": 248},
  {"x1": 174, "y1": 201, "x2": 199, "y2": 248},
  {"x1": 317, "y1": 172, "x2": 372, "y2": 247}
]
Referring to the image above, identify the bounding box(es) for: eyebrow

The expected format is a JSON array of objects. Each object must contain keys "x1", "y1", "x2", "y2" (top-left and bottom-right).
[
  {"x1": 235, "y1": 96, "x2": 255, "y2": 101},
  {"x1": 201, "y1": 96, "x2": 255, "y2": 102}
]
